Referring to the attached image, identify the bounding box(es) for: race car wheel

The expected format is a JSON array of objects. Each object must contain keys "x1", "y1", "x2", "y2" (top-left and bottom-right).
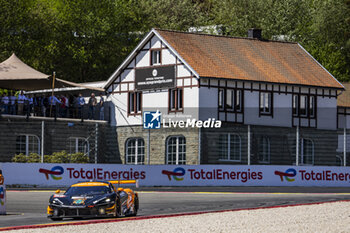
[
  {"x1": 116, "y1": 198, "x2": 122, "y2": 217},
  {"x1": 130, "y1": 196, "x2": 139, "y2": 216},
  {"x1": 50, "y1": 217, "x2": 62, "y2": 221}
]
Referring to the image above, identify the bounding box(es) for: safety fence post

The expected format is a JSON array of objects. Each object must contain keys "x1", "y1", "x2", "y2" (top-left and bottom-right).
[
  {"x1": 41, "y1": 121, "x2": 44, "y2": 163},
  {"x1": 296, "y1": 125, "x2": 299, "y2": 166},
  {"x1": 344, "y1": 127, "x2": 347, "y2": 167},
  {"x1": 95, "y1": 123, "x2": 98, "y2": 164},
  {"x1": 247, "y1": 125, "x2": 251, "y2": 165}
]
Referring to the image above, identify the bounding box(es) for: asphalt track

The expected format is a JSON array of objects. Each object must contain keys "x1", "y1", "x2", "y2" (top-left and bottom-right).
[{"x1": 1, "y1": 187, "x2": 350, "y2": 229}]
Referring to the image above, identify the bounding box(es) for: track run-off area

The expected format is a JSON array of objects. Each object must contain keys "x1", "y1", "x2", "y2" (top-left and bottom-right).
[{"x1": 1, "y1": 187, "x2": 350, "y2": 231}]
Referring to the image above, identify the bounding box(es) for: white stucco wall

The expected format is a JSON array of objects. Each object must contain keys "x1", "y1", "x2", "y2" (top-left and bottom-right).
[
  {"x1": 198, "y1": 87, "x2": 218, "y2": 121},
  {"x1": 317, "y1": 96, "x2": 337, "y2": 130},
  {"x1": 244, "y1": 91, "x2": 292, "y2": 127}
]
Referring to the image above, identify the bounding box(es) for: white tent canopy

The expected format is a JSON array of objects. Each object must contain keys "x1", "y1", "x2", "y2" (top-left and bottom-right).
[{"x1": 0, "y1": 53, "x2": 104, "y2": 92}]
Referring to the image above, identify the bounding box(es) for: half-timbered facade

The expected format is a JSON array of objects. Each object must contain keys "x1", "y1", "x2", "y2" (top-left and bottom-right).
[{"x1": 104, "y1": 29, "x2": 344, "y2": 166}]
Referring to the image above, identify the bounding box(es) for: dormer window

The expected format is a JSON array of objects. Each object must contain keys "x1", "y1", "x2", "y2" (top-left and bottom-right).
[{"x1": 151, "y1": 49, "x2": 161, "y2": 65}]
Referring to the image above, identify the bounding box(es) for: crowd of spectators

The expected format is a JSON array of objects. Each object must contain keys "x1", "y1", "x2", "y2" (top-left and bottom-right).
[{"x1": 0, "y1": 91, "x2": 105, "y2": 120}]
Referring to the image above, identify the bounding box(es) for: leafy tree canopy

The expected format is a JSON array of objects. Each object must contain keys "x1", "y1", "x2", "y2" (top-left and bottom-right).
[{"x1": 0, "y1": 0, "x2": 348, "y2": 83}]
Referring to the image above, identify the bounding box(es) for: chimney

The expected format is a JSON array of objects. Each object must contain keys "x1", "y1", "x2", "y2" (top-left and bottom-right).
[{"x1": 248, "y1": 28, "x2": 262, "y2": 40}]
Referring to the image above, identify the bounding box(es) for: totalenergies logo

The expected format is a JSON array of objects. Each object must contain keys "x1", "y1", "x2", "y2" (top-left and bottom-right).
[
  {"x1": 39, "y1": 166, "x2": 64, "y2": 180},
  {"x1": 162, "y1": 167, "x2": 186, "y2": 181},
  {"x1": 0, "y1": 187, "x2": 4, "y2": 206},
  {"x1": 274, "y1": 168, "x2": 297, "y2": 182}
]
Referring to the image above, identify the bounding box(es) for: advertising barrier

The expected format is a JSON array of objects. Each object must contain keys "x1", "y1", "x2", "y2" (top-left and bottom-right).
[{"x1": 1, "y1": 163, "x2": 350, "y2": 187}]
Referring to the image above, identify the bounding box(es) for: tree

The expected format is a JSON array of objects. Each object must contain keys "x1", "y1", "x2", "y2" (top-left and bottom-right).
[{"x1": 0, "y1": 0, "x2": 348, "y2": 83}]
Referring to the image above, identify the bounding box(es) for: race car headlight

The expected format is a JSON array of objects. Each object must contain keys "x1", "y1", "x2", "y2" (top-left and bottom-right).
[
  {"x1": 93, "y1": 197, "x2": 106, "y2": 204},
  {"x1": 52, "y1": 198, "x2": 63, "y2": 205},
  {"x1": 93, "y1": 197, "x2": 114, "y2": 205}
]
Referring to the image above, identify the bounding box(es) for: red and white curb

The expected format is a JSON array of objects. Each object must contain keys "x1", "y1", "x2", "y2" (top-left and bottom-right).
[{"x1": 1, "y1": 200, "x2": 350, "y2": 232}]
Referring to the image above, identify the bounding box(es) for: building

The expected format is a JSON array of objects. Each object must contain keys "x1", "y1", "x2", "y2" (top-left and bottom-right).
[{"x1": 104, "y1": 28, "x2": 344, "y2": 166}]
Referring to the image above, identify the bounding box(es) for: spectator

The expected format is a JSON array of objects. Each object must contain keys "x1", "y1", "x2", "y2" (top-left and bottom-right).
[
  {"x1": 2, "y1": 93, "x2": 9, "y2": 114},
  {"x1": 34, "y1": 94, "x2": 40, "y2": 116},
  {"x1": 28, "y1": 94, "x2": 34, "y2": 116},
  {"x1": 64, "y1": 95, "x2": 69, "y2": 117},
  {"x1": 99, "y1": 93, "x2": 105, "y2": 120},
  {"x1": 88, "y1": 93, "x2": 97, "y2": 120},
  {"x1": 42, "y1": 94, "x2": 49, "y2": 117},
  {"x1": 59, "y1": 95, "x2": 66, "y2": 117},
  {"x1": 0, "y1": 94, "x2": 3, "y2": 113},
  {"x1": 9, "y1": 91, "x2": 16, "y2": 115},
  {"x1": 69, "y1": 95, "x2": 75, "y2": 118},
  {"x1": 17, "y1": 91, "x2": 27, "y2": 115},
  {"x1": 48, "y1": 95, "x2": 61, "y2": 117},
  {"x1": 77, "y1": 93, "x2": 85, "y2": 118}
]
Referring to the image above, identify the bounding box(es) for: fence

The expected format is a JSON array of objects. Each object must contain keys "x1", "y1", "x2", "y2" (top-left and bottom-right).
[
  {"x1": 0, "y1": 116, "x2": 120, "y2": 164},
  {"x1": 0, "y1": 101, "x2": 112, "y2": 123},
  {"x1": 0, "y1": 113, "x2": 349, "y2": 167},
  {"x1": 200, "y1": 124, "x2": 349, "y2": 167}
]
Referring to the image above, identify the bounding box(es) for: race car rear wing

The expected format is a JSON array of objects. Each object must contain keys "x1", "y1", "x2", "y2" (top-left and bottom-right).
[{"x1": 109, "y1": 179, "x2": 139, "y2": 188}]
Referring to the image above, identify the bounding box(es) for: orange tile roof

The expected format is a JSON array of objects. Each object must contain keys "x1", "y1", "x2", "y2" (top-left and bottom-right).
[
  {"x1": 338, "y1": 83, "x2": 350, "y2": 107},
  {"x1": 156, "y1": 29, "x2": 343, "y2": 89}
]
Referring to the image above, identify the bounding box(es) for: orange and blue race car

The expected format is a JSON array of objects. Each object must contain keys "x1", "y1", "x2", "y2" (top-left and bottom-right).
[{"x1": 47, "y1": 180, "x2": 139, "y2": 220}]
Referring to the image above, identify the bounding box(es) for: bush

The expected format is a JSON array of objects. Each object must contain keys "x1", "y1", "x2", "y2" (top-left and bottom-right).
[
  {"x1": 12, "y1": 151, "x2": 89, "y2": 163},
  {"x1": 49, "y1": 151, "x2": 71, "y2": 163},
  {"x1": 27, "y1": 153, "x2": 41, "y2": 163},
  {"x1": 70, "y1": 152, "x2": 89, "y2": 163},
  {"x1": 12, "y1": 153, "x2": 28, "y2": 163}
]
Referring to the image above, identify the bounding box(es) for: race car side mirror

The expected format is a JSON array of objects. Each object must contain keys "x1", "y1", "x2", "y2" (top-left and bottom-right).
[{"x1": 55, "y1": 189, "x2": 61, "y2": 194}]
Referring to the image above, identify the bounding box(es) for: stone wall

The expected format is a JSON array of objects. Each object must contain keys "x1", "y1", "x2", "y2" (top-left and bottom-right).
[{"x1": 116, "y1": 126, "x2": 199, "y2": 165}]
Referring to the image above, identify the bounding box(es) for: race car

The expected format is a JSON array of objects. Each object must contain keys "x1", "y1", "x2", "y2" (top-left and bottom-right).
[{"x1": 47, "y1": 180, "x2": 139, "y2": 220}]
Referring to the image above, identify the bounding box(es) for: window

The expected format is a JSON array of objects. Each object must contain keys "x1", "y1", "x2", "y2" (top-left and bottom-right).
[
  {"x1": 300, "y1": 95, "x2": 307, "y2": 116},
  {"x1": 126, "y1": 138, "x2": 145, "y2": 165},
  {"x1": 259, "y1": 92, "x2": 272, "y2": 115},
  {"x1": 235, "y1": 90, "x2": 242, "y2": 112},
  {"x1": 218, "y1": 89, "x2": 224, "y2": 109},
  {"x1": 128, "y1": 92, "x2": 142, "y2": 115},
  {"x1": 292, "y1": 95, "x2": 298, "y2": 115},
  {"x1": 16, "y1": 135, "x2": 40, "y2": 155},
  {"x1": 226, "y1": 89, "x2": 233, "y2": 109},
  {"x1": 218, "y1": 89, "x2": 242, "y2": 112},
  {"x1": 293, "y1": 94, "x2": 316, "y2": 118},
  {"x1": 300, "y1": 138, "x2": 314, "y2": 165},
  {"x1": 166, "y1": 136, "x2": 186, "y2": 164},
  {"x1": 309, "y1": 96, "x2": 315, "y2": 118},
  {"x1": 258, "y1": 136, "x2": 270, "y2": 163},
  {"x1": 219, "y1": 134, "x2": 241, "y2": 161},
  {"x1": 68, "y1": 137, "x2": 89, "y2": 156},
  {"x1": 151, "y1": 50, "x2": 161, "y2": 65},
  {"x1": 169, "y1": 88, "x2": 183, "y2": 112}
]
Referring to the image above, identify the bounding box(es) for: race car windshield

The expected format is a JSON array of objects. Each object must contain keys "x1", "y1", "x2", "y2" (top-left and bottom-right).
[{"x1": 64, "y1": 186, "x2": 111, "y2": 196}]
